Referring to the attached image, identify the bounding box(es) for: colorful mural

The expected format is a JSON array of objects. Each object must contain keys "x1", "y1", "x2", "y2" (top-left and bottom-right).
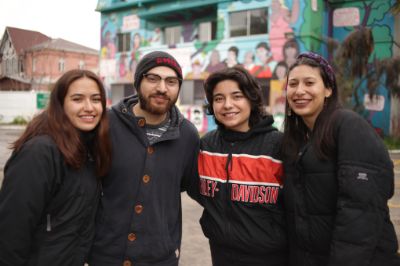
[{"x1": 97, "y1": 0, "x2": 399, "y2": 135}]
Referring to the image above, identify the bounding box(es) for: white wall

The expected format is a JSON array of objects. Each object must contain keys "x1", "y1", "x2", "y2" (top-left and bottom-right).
[{"x1": 0, "y1": 91, "x2": 40, "y2": 123}]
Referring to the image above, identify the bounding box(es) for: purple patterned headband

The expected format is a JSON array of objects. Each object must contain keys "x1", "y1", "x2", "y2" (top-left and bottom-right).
[{"x1": 296, "y1": 52, "x2": 336, "y2": 88}]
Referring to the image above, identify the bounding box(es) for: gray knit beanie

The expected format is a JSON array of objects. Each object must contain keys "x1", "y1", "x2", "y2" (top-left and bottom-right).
[{"x1": 133, "y1": 51, "x2": 183, "y2": 90}]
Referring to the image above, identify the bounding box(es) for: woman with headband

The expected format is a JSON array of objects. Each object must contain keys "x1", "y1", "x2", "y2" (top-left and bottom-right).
[{"x1": 281, "y1": 52, "x2": 400, "y2": 266}]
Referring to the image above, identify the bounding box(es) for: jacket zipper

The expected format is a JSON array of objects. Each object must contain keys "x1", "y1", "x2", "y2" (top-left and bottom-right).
[
  {"x1": 46, "y1": 214, "x2": 52, "y2": 232},
  {"x1": 224, "y1": 142, "x2": 234, "y2": 242}
]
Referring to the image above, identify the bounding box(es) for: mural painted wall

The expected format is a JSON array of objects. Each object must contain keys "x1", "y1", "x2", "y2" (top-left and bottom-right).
[
  {"x1": 330, "y1": 0, "x2": 397, "y2": 136},
  {"x1": 97, "y1": 0, "x2": 398, "y2": 135}
]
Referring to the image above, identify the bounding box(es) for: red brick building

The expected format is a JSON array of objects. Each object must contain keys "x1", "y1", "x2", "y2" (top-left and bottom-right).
[{"x1": 0, "y1": 26, "x2": 99, "y2": 91}]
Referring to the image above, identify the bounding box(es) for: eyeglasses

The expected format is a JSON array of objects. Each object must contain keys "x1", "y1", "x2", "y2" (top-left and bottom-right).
[{"x1": 143, "y1": 73, "x2": 181, "y2": 87}]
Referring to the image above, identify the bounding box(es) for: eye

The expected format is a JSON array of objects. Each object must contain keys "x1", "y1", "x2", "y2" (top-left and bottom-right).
[
  {"x1": 233, "y1": 94, "x2": 244, "y2": 100},
  {"x1": 166, "y1": 77, "x2": 179, "y2": 86},
  {"x1": 92, "y1": 96, "x2": 102, "y2": 103},
  {"x1": 145, "y1": 74, "x2": 160, "y2": 83},
  {"x1": 71, "y1": 97, "x2": 82, "y2": 102},
  {"x1": 213, "y1": 96, "x2": 224, "y2": 103},
  {"x1": 305, "y1": 81, "x2": 314, "y2": 86}
]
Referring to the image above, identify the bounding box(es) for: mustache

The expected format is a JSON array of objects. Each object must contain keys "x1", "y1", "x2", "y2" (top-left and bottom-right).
[{"x1": 150, "y1": 92, "x2": 169, "y2": 99}]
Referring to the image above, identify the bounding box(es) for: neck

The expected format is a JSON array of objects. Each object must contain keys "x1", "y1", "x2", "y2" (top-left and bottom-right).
[
  {"x1": 133, "y1": 104, "x2": 168, "y2": 125},
  {"x1": 302, "y1": 116, "x2": 315, "y2": 131}
]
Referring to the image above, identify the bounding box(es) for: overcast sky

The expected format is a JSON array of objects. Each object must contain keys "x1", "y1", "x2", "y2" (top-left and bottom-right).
[{"x1": 0, "y1": 0, "x2": 100, "y2": 50}]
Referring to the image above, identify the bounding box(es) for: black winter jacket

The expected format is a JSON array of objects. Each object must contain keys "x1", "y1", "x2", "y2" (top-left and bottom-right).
[
  {"x1": 284, "y1": 109, "x2": 400, "y2": 266},
  {"x1": 89, "y1": 95, "x2": 200, "y2": 266},
  {"x1": 198, "y1": 116, "x2": 288, "y2": 263},
  {"x1": 0, "y1": 135, "x2": 99, "y2": 266}
]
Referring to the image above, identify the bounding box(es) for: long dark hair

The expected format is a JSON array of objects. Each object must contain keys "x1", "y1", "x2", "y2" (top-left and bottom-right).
[
  {"x1": 12, "y1": 69, "x2": 111, "y2": 176},
  {"x1": 282, "y1": 53, "x2": 342, "y2": 161},
  {"x1": 204, "y1": 65, "x2": 266, "y2": 129}
]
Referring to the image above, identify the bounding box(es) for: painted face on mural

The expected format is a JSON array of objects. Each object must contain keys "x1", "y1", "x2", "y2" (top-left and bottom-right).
[{"x1": 256, "y1": 46, "x2": 271, "y2": 64}]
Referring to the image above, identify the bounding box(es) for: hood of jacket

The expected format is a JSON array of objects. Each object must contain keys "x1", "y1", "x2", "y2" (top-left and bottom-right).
[
  {"x1": 110, "y1": 94, "x2": 185, "y2": 144},
  {"x1": 220, "y1": 114, "x2": 277, "y2": 142}
]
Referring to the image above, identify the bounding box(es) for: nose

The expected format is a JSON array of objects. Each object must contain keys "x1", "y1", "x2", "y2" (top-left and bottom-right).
[
  {"x1": 294, "y1": 83, "x2": 306, "y2": 95},
  {"x1": 156, "y1": 79, "x2": 168, "y2": 93},
  {"x1": 83, "y1": 99, "x2": 94, "y2": 112},
  {"x1": 223, "y1": 97, "x2": 233, "y2": 109}
]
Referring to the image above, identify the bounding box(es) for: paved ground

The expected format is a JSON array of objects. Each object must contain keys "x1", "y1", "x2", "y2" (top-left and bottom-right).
[{"x1": 0, "y1": 125, "x2": 399, "y2": 265}]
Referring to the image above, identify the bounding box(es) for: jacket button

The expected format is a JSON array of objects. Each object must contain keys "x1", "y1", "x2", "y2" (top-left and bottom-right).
[
  {"x1": 135, "y1": 205, "x2": 143, "y2": 214},
  {"x1": 147, "y1": 146, "x2": 154, "y2": 154},
  {"x1": 128, "y1": 233, "x2": 137, "y2": 241},
  {"x1": 138, "y1": 118, "x2": 145, "y2": 127},
  {"x1": 122, "y1": 108, "x2": 128, "y2": 113},
  {"x1": 143, "y1": 175, "x2": 150, "y2": 183},
  {"x1": 123, "y1": 259, "x2": 132, "y2": 266}
]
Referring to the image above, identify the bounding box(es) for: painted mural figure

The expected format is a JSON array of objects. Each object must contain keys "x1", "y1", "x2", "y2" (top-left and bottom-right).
[
  {"x1": 224, "y1": 46, "x2": 241, "y2": 68},
  {"x1": 281, "y1": 38, "x2": 299, "y2": 68},
  {"x1": 89, "y1": 51, "x2": 200, "y2": 266},
  {"x1": 197, "y1": 66, "x2": 288, "y2": 266},
  {"x1": 282, "y1": 52, "x2": 400, "y2": 266},
  {"x1": 251, "y1": 42, "x2": 277, "y2": 78},
  {"x1": 185, "y1": 59, "x2": 209, "y2": 80},
  {"x1": 0, "y1": 70, "x2": 112, "y2": 265},
  {"x1": 243, "y1": 50, "x2": 257, "y2": 74},
  {"x1": 129, "y1": 32, "x2": 142, "y2": 77},
  {"x1": 205, "y1": 49, "x2": 226, "y2": 74},
  {"x1": 269, "y1": 0, "x2": 299, "y2": 62},
  {"x1": 101, "y1": 30, "x2": 116, "y2": 59},
  {"x1": 118, "y1": 53, "x2": 128, "y2": 79}
]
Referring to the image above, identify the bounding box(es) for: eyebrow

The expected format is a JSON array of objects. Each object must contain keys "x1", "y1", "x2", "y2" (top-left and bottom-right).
[{"x1": 69, "y1": 93, "x2": 101, "y2": 97}]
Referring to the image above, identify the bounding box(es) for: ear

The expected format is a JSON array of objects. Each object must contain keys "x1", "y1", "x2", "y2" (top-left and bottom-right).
[{"x1": 325, "y1": 87, "x2": 332, "y2": 98}]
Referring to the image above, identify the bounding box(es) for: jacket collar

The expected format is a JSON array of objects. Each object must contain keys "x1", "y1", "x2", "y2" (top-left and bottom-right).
[{"x1": 220, "y1": 115, "x2": 277, "y2": 142}]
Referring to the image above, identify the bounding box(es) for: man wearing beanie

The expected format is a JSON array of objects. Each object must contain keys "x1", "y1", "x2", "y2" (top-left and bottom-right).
[{"x1": 89, "y1": 51, "x2": 200, "y2": 266}]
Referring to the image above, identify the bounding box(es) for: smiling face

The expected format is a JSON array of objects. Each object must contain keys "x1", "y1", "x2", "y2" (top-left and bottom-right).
[
  {"x1": 286, "y1": 64, "x2": 332, "y2": 129},
  {"x1": 63, "y1": 77, "x2": 103, "y2": 132},
  {"x1": 212, "y1": 79, "x2": 251, "y2": 132},
  {"x1": 136, "y1": 66, "x2": 180, "y2": 123}
]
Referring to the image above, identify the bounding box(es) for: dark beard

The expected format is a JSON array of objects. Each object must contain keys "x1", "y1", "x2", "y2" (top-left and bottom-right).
[{"x1": 138, "y1": 92, "x2": 177, "y2": 115}]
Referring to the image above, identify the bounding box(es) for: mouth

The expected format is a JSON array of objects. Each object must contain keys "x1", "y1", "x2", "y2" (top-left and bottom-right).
[
  {"x1": 151, "y1": 94, "x2": 169, "y2": 103},
  {"x1": 292, "y1": 98, "x2": 311, "y2": 107},
  {"x1": 79, "y1": 115, "x2": 96, "y2": 122},
  {"x1": 222, "y1": 112, "x2": 239, "y2": 118}
]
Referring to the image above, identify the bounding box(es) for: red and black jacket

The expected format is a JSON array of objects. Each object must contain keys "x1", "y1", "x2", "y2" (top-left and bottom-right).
[{"x1": 198, "y1": 116, "x2": 288, "y2": 258}]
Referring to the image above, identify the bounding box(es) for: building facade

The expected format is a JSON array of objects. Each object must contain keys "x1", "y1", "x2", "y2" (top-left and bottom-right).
[
  {"x1": 96, "y1": 0, "x2": 399, "y2": 135},
  {"x1": 0, "y1": 27, "x2": 99, "y2": 91}
]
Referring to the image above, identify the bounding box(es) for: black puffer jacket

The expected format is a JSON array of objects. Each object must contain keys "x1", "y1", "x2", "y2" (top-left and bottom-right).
[
  {"x1": 198, "y1": 116, "x2": 288, "y2": 263},
  {"x1": 284, "y1": 109, "x2": 400, "y2": 266},
  {"x1": 0, "y1": 135, "x2": 99, "y2": 266}
]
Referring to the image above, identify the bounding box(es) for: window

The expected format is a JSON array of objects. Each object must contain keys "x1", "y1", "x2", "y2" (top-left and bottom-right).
[
  {"x1": 58, "y1": 58, "x2": 65, "y2": 72},
  {"x1": 78, "y1": 60, "x2": 85, "y2": 69},
  {"x1": 117, "y1": 33, "x2": 131, "y2": 52},
  {"x1": 198, "y1": 21, "x2": 216, "y2": 42},
  {"x1": 229, "y1": 8, "x2": 268, "y2": 37},
  {"x1": 165, "y1": 26, "x2": 181, "y2": 46}
]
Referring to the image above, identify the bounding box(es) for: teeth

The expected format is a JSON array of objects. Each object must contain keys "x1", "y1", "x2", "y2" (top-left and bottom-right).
[
  {"x1": 294, "y1": 99, "x2": 309, "y2": 104},
  {"x1": 81, "y1": 116, "x2": 95, "y2": 119},
  {"x1": 224, "y1": 113, "x2": 236, "y2": 117}
]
